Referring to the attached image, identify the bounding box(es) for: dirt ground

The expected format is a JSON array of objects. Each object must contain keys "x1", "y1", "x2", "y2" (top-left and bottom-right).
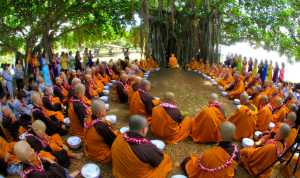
[{"x1": 10, "y1": 68, "x2": 287, "y2": 178}]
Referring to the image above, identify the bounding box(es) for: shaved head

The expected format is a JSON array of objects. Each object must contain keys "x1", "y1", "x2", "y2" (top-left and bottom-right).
[
  {"x1": 164, "y1": 92, "x2": 175, "y2": 102},
  {"x1": 14, "y1": 141, "x2": 34, "y2": 162},
  {"x1": 120, "y1": 73, "x2": 128, "y2": 81},
  {"x1": 274, "y1": 97, "x2": 283, "y2": 108},
  {"x1": 240, "y1": 92, "x2": 249, "y2": 104},
  {"x1": 259, "y1": 95, "x2": 269, "y2": 106},
  {"x1": 71, "y1": 78, "x2": 81, "y2": 87},
  {"x1": 287, "y1": 112, "x2": 297, "y2": 123},
  {"x1": 32, "y1": 120, "x2": 46, "y2": 133},
  {"x1": 74, "y1": 83, "x2": 86, "y2": 96},
  {"x1": 288, "y1": 104, "x2": 298, "y2": 112},
  {"x1": 279, "y1": 123, "x2": 291, "y2": 139},
  {"x1": 31, "y1": 92, "x2": 43, "y2": 106},
  {"x1": 129, "y1": 115, "x2": 148, "y2": 134},
  {"x1": 210, "y1": 93, "x2": 218, "y2": 102},
  {"x1": 140, "y1": 79, "x2": 151, "y2": 91},
  {"x1": 92, "y1": 99, "x2": 106, "y2": 116},
  {"x1": 220, "y1": 121, "x2": 236, "y2": 141}
]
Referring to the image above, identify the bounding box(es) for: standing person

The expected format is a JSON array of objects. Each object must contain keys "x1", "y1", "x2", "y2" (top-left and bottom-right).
[
  {"x1": 242, "y1": 57, "x2": 247, "y2": 74},
  {"x1": 75, "y1": 51, "x2": 82, "y2": 71},
  {"x1": 68, "y1": 51, "x2": 75, "y2": 71},
  {"x1": 83, "y1": 48, "x2": 89, "y2": 67},
  {"x1": 40, "y1": 52, "x2": 52, "y2": 86},
  {"x1": 60, "y1": 52, "x2": 68, "y2": 73},
  {"x1": 267, "y1": 60, "x2": 273, "y2": 81},
  {"x1": 236, "y1": 55, "x2": 242, "y2": 73},
  {"x1": 279, "y1": 62, "x2": 285, "y2": 82},
  {"x1": 272, "y1": 62, "x2": 279, "y2": 83},
  {"x1": 252, "y1": 58, "x2": 258, "y2": 76},
  {"x1": 248, "y1": 57, "x2": 253, "y2": 72},
  {"x1": 2, "y1": 64, "x2": 14, "y2": 98},
  {"x1": 261, "y1": 60, "x2": 268, "y2": 83},
  {"x1": 14, "y1": 59, "x2": 25, "y2": 91},
  {"x1": 87, "y1": 50, "x2": 94, "y2": 67}
]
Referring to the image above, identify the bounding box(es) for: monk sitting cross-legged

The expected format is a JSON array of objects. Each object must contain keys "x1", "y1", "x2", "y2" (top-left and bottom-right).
[
  {"x1": 272, "y1": 96, "x2": 289, "y2": 123},
  {"x1": 225, "y1": 73, "x2": 245, "y2": 99},
  {"x1": 169, "y1": 53, "x2": 179, "y2": 69},
  {"x1": 228, "y1": 92, "x2": 257, "y2": 141},
  {"x1": 182, "y1": 121, "x2": 239, "y2": 178},
  {"x1": 256, "y1": 95, "x2": 273, "y2": 132},
  {"x1": 129, "y1": 79, "x2": 159, "y2": 122},
  {"x1": 111, "y1": 115, "x2": 172, "y2": 178},
  {"x1": 84, "y1": 99, "x2": 117, "y2": 164},
  {"x1": 68, "y1": 83, "x2": 91, "y2": 138},
  {"x1": 151, "y1": 92, "x2": 193, "y2": 144},
  {"x1": 191, "y1": 93, "x2": 226, "y2": 143},
  {"x1": 240, "y1": 123, "x2": 291, "y2": 178}
]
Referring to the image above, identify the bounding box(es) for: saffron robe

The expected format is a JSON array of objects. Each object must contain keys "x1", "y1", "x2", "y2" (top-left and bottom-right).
[
  {"x1": 191, "y1": 106, "x2": 225, "y2": 143},
  {"x1": 184, "y1": 145, "x2": 238, "y2": 178},
  {"x1": 256, "y1": 105, "x2": 273, "y2": 131},
  {"x1": 227, "y1": 79, "x2": 245, "y2": 99},
  {"x1": 228, "y1": 105, "x2": 257, "y2": 141},
  {"x1": 272, "y1": 105, "x2": 289, "y2": 123},
  {"x1": 84, "y1": 118, "x2": 117, "y2": 164},
  {"x1": 240, "y1": 140, "x2": 285, "y2": 178},
  {"x1": 151, "y1": 105, "x2": 192, "y2": 144},
  {"x1": 111, "y1": 135, "x2": 172, "y2": 178},
  {"x1": 169, "y1": 56, "x2": 178, "y2": 69}
]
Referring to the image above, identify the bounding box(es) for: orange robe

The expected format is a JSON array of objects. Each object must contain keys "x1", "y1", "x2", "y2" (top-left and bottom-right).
[
  {"x1": 286, "y1": 127, "x2": 298, "y2": 148},
  {"x1": 0, "y1": 137, "x2": 19, "y2": 165},
  {"x1": 68, "y1": 98, "x2": 91, "y2": 138},
  {"x1": 272, "y1": 105, "x2": 289, "y2": 123},
  {"x1": 256, "y1": 105, "x2": 273, "y2": 131},
  {"x1": 129, "y1": 91, "x2": 148, "y2": 117},
  {"x1": 240, "y1": 140, "x2": 285, "y2": 178},
  {"x1": 228, "y1": 105, "x2": 257, "y2": 141},
  {"x1": 191, "y1": 106, "x2": 225, "y2": 143},
  {"x1": 84, "y1": 119, "x2": 116, "y2": 164},
  {"x1": 185, "y1": 146, "x2": 238, "y2": 178},
  {"x1": 111, "y1": 135, "x2": 172, "y2": 178},
  {"x1": 228, "y1": 80, "x2": 245, "y2": 99},
  {"x1": 169, "y1": 56, "x2": 178, "y2": 69},
  {"x1": 151, "y1": 105, "x2": 192, "y2": 144}
]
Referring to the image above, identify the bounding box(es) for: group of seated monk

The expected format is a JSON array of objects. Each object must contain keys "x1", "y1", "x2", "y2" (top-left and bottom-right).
[{"x1": 1, "y1": 56, "x2": 300, "y2": 178}]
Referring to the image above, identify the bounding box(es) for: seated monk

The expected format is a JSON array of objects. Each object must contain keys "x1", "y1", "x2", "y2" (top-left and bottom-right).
[
  {"x1": 256, "y1": 95, "x2": 273, "y2": 131},
  {"x1": 129, "y1": 79, "x2": 159, "y2": 120},
  {"x1": 283, "y1": 112, "x2": 298, "y2": 148},
  {"x1": 111, "y1": 115, "x2": 172, "y2": 178},
  {"x1": 191, "y1": 93, "x2": 226, "y2": 143},
  {"x1": 182, "y1": 121, "x2": 239, "y2": 178},
  {"x1": 99, "y1": 63, "x2": 111, "y2": 84},
  {"x1": 42, "y1": 87, "x2": 62, "y2": 111},
  {"x1": 169, "y1": 53, "x2": 179, "y2": 69},
  {"x1": 228, "y1": 93, "x2": 257, "y2": 141},
  {"x1": 91, "y1": 67, "x2": 105, "y2": 92},
  {"x1": 240, "y1": 123, "x2": 290, "y2": 178},
  {"x1": 31, "y1": 92, "x2": 67, "y2": 136},
  {"x1": 272, "y1": 96, "x2": 289, "y2": 123},
  {"x1": 0, "y1": 136, "x2": 20, "y2": 176},
  {"x1": 1, "y1": 106, "x2": 28, "y2": 141},
  {"x1": 68, "y1": 83, "x2": 91, "y2": 138},
  {"x1": 128, "y1": 76, "x2": 142, "y2": 103},
  {"x1": 151, "y1": 92, "x2": 192, "y2": 144},
  {"x1": 53, "y1": 77, "x2": 69, "y2": 104},
  {"x1": 14, "y1": 140, "x2": 79, "y2": 178},
  {"x1": 69, "y1": 78, "x2": 91, "y2": 106},
  {"x1": 25, "y1": 120, "x2": 82, "y2": 168},
  {"x1": 225, "y1": 73, "x2": 245, "y2": 99},
  {"x1": 115, "y1": 73, "x2": 130, "y2": 103},
  {"x1": 85, "y1": 74, "x2": 103, "y2": 99},
  {"x1": 84, "y1": 100, "x2": 117, "y2": 164},
  {"x1": 217, "y1": 68, "x2": 233, "y2": 87}
]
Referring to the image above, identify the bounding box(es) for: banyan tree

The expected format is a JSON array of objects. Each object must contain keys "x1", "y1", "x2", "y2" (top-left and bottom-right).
[{"x1": 139, "y1": 0, "x2": 223, "y2": 66}]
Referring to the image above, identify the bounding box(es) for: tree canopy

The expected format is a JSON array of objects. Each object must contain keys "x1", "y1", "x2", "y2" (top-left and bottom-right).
[{"x1": 0, "y1": 0, "x2": 299, "y2": 63}]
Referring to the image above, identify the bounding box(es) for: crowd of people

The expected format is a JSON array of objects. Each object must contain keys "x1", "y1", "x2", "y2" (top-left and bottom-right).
[{"x1": 0, "y1": 49, "x2": 299, "y2": 178}]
